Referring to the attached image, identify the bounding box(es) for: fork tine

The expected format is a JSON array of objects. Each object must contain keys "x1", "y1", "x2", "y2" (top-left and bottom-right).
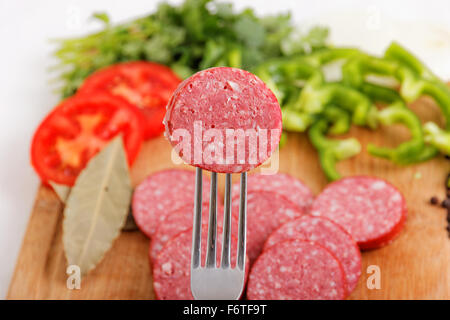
[
  {"x1": 220, "y1": 173, "x2": 232, "y2": 268},
  {"x1": 205, "y1": 172, "x2": 218, "y2": 268},
  {"x1": 191, "y1": 168, "x2": 203, "y2": 269},
  {"x1": 237, "y1": 172, "x2": 247, "y2": 270},
  {"x1": 191, "y1": 171, "x2": 246, "y2": 300}
]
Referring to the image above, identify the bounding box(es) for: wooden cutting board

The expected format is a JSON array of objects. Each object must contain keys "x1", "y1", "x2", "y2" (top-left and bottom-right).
[{"x1": 7, "y1": 97, "x2": 450, "y2": 300}]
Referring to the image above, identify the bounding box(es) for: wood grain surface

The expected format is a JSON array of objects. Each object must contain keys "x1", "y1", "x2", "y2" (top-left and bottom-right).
[{"x1": 7, "y1": 97, "x2": 450, "y2": 300}]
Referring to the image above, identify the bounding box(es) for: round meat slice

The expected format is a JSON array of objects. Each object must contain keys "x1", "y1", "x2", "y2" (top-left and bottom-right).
[
  {"x1": 164, "y1": 67, "x2": 282, "y2": 173},
  {"x1": 132, "y1": 169, "x2": 210, "y2": 238},
  {"x1": 231, "y1": 173, "x2": 314, "y2": 212},
  {"x1": 152, "y1": 228, "x2": 249, "y2": 300},
  {"x1": 264, "y1": 216, "x2": 361, "y2": 295},
  {"x1": 247, "y1": 240, "x2": 347, "y2": 300},
  {"x1": 150, "y1": 202, "x2": 233, "y2": 262},
  {"x1": 232, "y1": 190, "x2": 305, "y2": 262},
  {"x1": 310, "y1": 176, "x2": 407, "y2": 250}
]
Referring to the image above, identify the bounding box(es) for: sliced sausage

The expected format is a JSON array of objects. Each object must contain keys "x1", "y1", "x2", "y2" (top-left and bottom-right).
[
  {"x1": 232, "y1": 190, "x2": 305, "y2": 262},
  {"x1": 164, "y1": 67, "x2": 282, "y2": 173},
  {"x1": 152, "y1": 228, "x2": 248, "y2": 300},
  {"x1": 264, "y1": 215, "x2": 361, "y2": 295},
  {"x1": 132, "y1": 169, "x2": 210, "y2": 237},
  {"x1": 231, "y1": 172, "x2": 314, "y2": 212},
  {"x1": 310, "y1": 176, "x2": 407, "y2": 250},
  {"x1": 150, "y1": 202, "x2": 232, "y2": 262},
  {"x1": 247, "y1": 239, "x2": 347, "y2": 300}
]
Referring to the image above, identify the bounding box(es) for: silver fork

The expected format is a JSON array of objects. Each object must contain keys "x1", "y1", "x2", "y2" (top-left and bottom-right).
[{"x1": 191, "y1": 168, "x2": 247, "y2": 300}]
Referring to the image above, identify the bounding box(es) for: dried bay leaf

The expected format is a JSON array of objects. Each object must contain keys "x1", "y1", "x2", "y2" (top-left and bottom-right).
[
  {"x1": 49, "y1": 183, "x2": 135, "y2": 231},
  {"x1": 63, "y1": 136, "x2": 132, "y2": 276},
  {"x1": 49, "y1": 182, "x2": 71, "y2": 203}
]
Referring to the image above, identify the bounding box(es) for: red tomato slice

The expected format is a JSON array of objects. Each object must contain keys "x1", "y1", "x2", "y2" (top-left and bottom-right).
[
  {"x1": 31, "y1": 94, "x2": 144, "y2": 186},
  {"x1": 77, "y1": 61, "x2": 182, "y2": 139}
]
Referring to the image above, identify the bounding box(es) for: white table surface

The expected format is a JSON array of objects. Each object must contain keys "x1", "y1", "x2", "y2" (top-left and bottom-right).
[{"x1": 1, "y1": 0, "x2": 449, "y2": 299}]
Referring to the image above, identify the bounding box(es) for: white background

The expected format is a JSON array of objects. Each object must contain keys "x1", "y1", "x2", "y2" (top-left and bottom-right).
[{"x1": 1, "y1": 0, "x2": 449, "y2": 299}]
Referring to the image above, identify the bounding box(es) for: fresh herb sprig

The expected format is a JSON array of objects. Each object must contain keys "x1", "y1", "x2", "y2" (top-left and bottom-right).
[{"x1": 52, "y1": 0, "x2": 328, "y2": 98}]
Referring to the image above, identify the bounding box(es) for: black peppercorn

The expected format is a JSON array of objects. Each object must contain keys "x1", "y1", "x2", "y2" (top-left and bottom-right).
[{"x1": 430, "y1": 197, "x2": 439, "y2": 205}]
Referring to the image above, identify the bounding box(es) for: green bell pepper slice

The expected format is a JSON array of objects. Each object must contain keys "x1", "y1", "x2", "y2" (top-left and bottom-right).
[
  {"x1": 309, "y1": 119, "x2": 361, "y2": 181},
  {"x1": 367, "y1": 102, "x2": 437, "y2": 164}
]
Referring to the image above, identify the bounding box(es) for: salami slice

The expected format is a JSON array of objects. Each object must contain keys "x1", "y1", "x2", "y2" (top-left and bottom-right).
[
  {"x1": 152, "y1": 228, "x2": 249, "y2": 300},
  {"x1": 247, "y1": 239, "x2": 347, "y2": 300},
  {"x1": 264, "y1": 216, "x2": 361, "y2": 294},
  {"x1": 164, "y1": 67, "x2": 282, "y2": 173},
  {"x1": 232, "y1": 190, "x2": 305, "y2": 262},
  {"x1": 231, "y1": 173, "x2": 314, "y2": 212},
  {"x1": 310, "y1": 176, "x2": 407, "y2": 250},
  {"x1": 150, "y1": 202, "x2": 232, "y2": 262},
  {"x1": 132, "y1": 169, "x2": 210, "y2": 238}
]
